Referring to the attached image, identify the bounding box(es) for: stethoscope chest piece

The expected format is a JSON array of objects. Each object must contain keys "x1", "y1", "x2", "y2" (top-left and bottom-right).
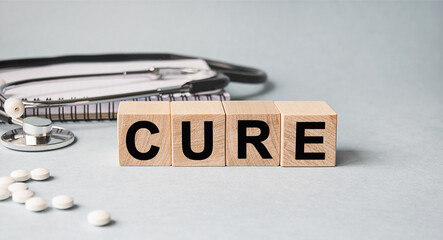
[{"x1": 1, "y1": 116, "x2": 75, "y2": 152}]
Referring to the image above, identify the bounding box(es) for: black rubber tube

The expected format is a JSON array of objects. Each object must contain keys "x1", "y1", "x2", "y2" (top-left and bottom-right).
[{"x1": 0, "y1": 53, "x2": 267, "y2": 84}]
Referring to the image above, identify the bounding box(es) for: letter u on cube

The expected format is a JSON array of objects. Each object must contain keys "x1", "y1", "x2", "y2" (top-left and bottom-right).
[{"x1": 118, "y1": 101, "x2": 337, "y2": 167}]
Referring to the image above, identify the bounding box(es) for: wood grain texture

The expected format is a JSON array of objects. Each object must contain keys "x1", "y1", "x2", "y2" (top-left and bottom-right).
[
  {"x1": 171, "y1": 101, "x2": 226, "y2": 166},
  {"x1": 275, "y1": 101, "x2": 337, "y2": 167},
  {"x1": 118, "y1": 101, "x2": 171, "y2": 166},
  {"x1": 222, "y1": 101, "x2": 280, "y2": 166}
]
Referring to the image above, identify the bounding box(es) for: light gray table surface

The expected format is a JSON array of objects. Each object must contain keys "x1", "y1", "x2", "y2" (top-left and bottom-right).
[{"x1": 0, "y1": 1, "x2": 442, "y2": 239}]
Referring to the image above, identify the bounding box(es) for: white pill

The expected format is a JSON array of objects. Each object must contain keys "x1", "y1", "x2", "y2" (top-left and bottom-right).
[
  {"x1": 31, "y1": 168, "x2": 50, "y2": 181},
  {"x1": 8, "y1": 182, "x2": 28, "y2": 193},
  {"x1": 88, "y1": 210, "x2": 111, "y2": 226},
  {"x1": 10, "y1": 169, "x2": 31, "y2": 182},
  {"x1": 0, "y1": 188, "x2": 11, "y2": 200},
  {"x1": 52, "y1": 195, "x2": 74, "y2": 209},
  {"x1": 12, "y1": 190, "x2": 34, "y2": 203},
  {"x1": 0, "y1": 176, "x2": 15, "y2": 187},
  {"x1": 25, "y1": 197, "x2": 47, "y2": 212}
]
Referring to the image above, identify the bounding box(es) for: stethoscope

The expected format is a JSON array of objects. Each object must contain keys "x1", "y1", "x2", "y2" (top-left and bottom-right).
[{"x1": 0, "y1": 53, "x2": 267, "y2": 152}]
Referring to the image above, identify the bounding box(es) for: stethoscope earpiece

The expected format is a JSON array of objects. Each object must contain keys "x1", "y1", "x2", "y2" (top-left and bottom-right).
[{"x1": 4, "y1": 97, "x2": 25, "y2": 119}]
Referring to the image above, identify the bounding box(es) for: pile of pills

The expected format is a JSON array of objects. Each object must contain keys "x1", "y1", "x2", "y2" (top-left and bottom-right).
[{"x1": 0, "y1": 168, "x2": 111, "y2": 227}]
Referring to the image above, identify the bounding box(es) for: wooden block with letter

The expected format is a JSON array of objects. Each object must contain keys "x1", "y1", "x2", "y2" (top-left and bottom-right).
[
  {"x1": 118, "y1": 101, "x2": 171, "y2": 166},
  {"x1": 274, "y1": 101, "x2": 337, "y2": 166},
  {"x1": 222, "y1": 101, "x2": 280, "y2": 166},
  {"x1": 171, "y1": 101, "x2": 225, "y2": 166}
]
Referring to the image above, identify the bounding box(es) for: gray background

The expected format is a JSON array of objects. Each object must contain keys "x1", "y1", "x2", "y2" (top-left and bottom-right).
[{"x1": 0, "y1": 1, "x2": 442, "y2": 239}]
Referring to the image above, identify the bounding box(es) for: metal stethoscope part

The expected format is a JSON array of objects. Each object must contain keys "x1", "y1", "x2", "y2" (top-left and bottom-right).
[
  {"x1": 1, "y1": 116, "x2": 75, "y2": 152},
  {"x1": 0, "y1": 95, "x2": 75, "y2": 151}
]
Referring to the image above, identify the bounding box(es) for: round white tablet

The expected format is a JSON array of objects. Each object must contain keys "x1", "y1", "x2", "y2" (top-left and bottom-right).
[
  {"x1": 25, "y1": 197, "x2": 47, "y2": 212},
  {"x1": 0, "y1": 176, "x2": 15, "y2": 187},
  {"x1": 52, "y1": 195, "x2": 74, "y2": 209},
  {"x1": 88, "y1": 210, "x2": 111, "y2": 226},
  {"x1": 30, "y1": 168, "x2": 50, "y2": 181},
  {"x1": 12, "y1": 190, "x2": 34, "y2": 203},
  {"x1": 10, "y1": 169, "x2": 31, "y2": 182},
  {"x1": 7, "y1": 182, "x2": 28, "y2": 193},
  {"x1": 0, "y1": 188, "x2": 11, "y2": 200}
]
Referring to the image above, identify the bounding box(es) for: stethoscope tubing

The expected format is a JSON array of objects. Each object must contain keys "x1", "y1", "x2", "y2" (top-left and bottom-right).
[
  {"x1": 0, "y1": 70, "x2": 229, "y2": 107},
  {"x1": 0, "y1": 53, "x2": 266, "y2": 125},
  {"x1": 0, "y1": 53, "x2": 267, "y2": 84},
  {"x1": 0, "y1": 53, "x2": 267, "y2": 151}
]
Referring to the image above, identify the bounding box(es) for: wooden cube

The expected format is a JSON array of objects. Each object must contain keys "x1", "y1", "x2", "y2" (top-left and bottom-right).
[
  {"x1": 171, "y1": 101, "x2": 226, "y2": 166},
  {"x1": 222, "y1": 101, "x2": 280, "y2": 166},
  {"x1": 118, "y1": 102, "x2": 171, "y2": 166},
  {"x1": 274, "y1": 101, "x2": 337, "y2": 167}
]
